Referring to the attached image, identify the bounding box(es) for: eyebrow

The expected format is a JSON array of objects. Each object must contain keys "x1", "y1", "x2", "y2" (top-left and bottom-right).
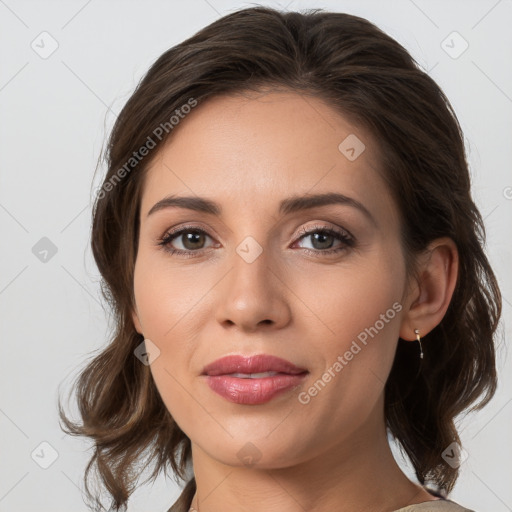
[{"x1": 147, "y1": 192, "x2": 377, "y2": 226}]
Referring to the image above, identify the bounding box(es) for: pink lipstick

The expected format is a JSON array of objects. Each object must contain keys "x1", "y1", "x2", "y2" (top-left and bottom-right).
[{"x1": 202, "y1": 354, "x2": 308, "y2": 405}]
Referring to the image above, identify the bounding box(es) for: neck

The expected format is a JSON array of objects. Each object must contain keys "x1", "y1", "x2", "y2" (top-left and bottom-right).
[{"x1": 188, "y1": 400, "x2": 433, "y2": 512}]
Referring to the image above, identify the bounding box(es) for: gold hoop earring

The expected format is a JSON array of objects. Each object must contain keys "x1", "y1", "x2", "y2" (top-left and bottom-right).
[{"x1": 414, "y1": 329, "x2": 424, "y2": 359}]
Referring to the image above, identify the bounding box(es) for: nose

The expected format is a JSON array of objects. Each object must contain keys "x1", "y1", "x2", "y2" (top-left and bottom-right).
[{"x1": 215, "y1": 246, "x2": 292, "y2": 333}]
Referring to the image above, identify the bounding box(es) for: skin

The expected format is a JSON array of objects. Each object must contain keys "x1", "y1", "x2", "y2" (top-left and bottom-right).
[{"x1": 131, "y1": 89, "x2": 459, "y2": 512}]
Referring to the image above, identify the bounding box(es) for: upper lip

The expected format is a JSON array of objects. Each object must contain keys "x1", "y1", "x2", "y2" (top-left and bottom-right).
[{"x1": 202, "y1": 354, "x2": 309, "y2": 376}]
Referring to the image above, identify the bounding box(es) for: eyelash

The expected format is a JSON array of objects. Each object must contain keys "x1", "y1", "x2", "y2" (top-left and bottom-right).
[{"x1": 156, "y1": 223, "x2": 355, "y2": 258}]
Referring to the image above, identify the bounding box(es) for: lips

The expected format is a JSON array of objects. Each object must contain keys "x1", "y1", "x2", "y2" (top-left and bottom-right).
[
  {"x1": 201, "y1": 354, "x2": 309, "y2": 405},
  {"x1": 202, "y1": 354, "x2": 308, "y2": 377}
]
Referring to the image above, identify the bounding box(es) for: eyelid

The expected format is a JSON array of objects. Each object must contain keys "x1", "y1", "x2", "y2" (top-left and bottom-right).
[{"x1": 294, "y1": 222, "x2": 354, "y2": 241}]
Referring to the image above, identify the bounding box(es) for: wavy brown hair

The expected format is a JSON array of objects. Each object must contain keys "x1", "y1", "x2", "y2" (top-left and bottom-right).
[{"x1": 58, "y1": 6, "x2": 502, "y2": 511}]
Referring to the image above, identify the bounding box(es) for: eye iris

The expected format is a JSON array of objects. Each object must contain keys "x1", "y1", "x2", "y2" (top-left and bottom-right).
[
  {"x1": 311, "y1": 232, "x2": 334, "y2": 250},
  {"x1": 182, "y1": 231, "x2": 205, "y2": 250}
]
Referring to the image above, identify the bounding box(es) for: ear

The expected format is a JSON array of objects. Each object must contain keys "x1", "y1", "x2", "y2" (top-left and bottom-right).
[
  {"x1": 399, "y1": 237, "x2": 459, "y2": 341},
  {"x1": 131, "y1": 305, "x2": 143, "y2": 336}
]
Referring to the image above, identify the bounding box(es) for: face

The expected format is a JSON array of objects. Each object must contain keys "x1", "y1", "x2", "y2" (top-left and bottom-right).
[{"x1": 132, "y1": 89, "x2": 410, "y2": 468}]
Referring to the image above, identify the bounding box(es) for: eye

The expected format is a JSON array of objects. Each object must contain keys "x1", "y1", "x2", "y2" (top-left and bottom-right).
[
  {"x1": 157, "y1": 223, "x2": 355, "y2": 258},
  {"x1": 293, "y1": 224, "x2": 355, "y2": 256},
  {"x1": 157, "y1": 225, "x2": 216, "y2": 257}
]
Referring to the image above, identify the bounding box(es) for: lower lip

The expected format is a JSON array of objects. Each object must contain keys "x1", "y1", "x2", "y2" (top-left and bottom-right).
[{"x1": 204, "y1": 373, "x2": 308, "y2": 405}]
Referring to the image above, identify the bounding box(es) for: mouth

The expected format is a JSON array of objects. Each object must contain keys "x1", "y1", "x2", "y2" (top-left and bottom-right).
[{"x1": 201, "y1": 354, "x2": 309, "y2": 405}]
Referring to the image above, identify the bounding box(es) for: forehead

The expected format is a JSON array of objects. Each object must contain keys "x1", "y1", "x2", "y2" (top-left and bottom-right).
[{"x1": 140, "y1": 90, "x2": 394, "y2": 222}]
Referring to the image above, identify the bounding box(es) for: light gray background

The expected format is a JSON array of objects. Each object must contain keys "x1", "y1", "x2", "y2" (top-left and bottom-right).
[{"x1": 0, "y1": 1, "x2": 511, "y2": 511}]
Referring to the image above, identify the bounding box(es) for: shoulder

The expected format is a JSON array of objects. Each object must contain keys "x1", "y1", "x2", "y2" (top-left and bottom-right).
[{"x1": 392, "y1": 499, "x2": 476, "y2": 512}]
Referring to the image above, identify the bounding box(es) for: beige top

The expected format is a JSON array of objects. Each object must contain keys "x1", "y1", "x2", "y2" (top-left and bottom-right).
[
  {"x1": 392, "y1": 500, "x2": 475, "y2": 512},
  {"x1": 167, "y1": 478, "x2": 475, "y2": 512}
]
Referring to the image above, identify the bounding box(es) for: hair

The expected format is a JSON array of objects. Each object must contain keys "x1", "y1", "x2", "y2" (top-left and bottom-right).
[{"x1": 58, "y1": 6, "x2": 502, "y2": 511}]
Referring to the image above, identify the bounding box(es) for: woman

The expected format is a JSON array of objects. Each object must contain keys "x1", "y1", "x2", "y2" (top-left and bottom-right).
[{"x1": 59, "y1": 6, "x2": 501, "y2": 512}]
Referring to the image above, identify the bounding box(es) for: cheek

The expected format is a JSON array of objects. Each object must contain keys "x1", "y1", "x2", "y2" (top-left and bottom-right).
[
  {"x1": 295, "y1": 255, "x2": 404, "y2": 343},
  {"x1": 132, "y1": 256, "x2": 213, "y2": 414},
  {"x1": 288, "y1": 263, "x2": 404, "y2": 443},
  {"x1": 293, "y1": 252, "x2": 405, "y2": 394},
  {"x1": 133, "y1": 254, "x2": 206, "y2": 341},
  {"x1": 132, "y1": 258, "x2": 196, "y2": 423}
]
